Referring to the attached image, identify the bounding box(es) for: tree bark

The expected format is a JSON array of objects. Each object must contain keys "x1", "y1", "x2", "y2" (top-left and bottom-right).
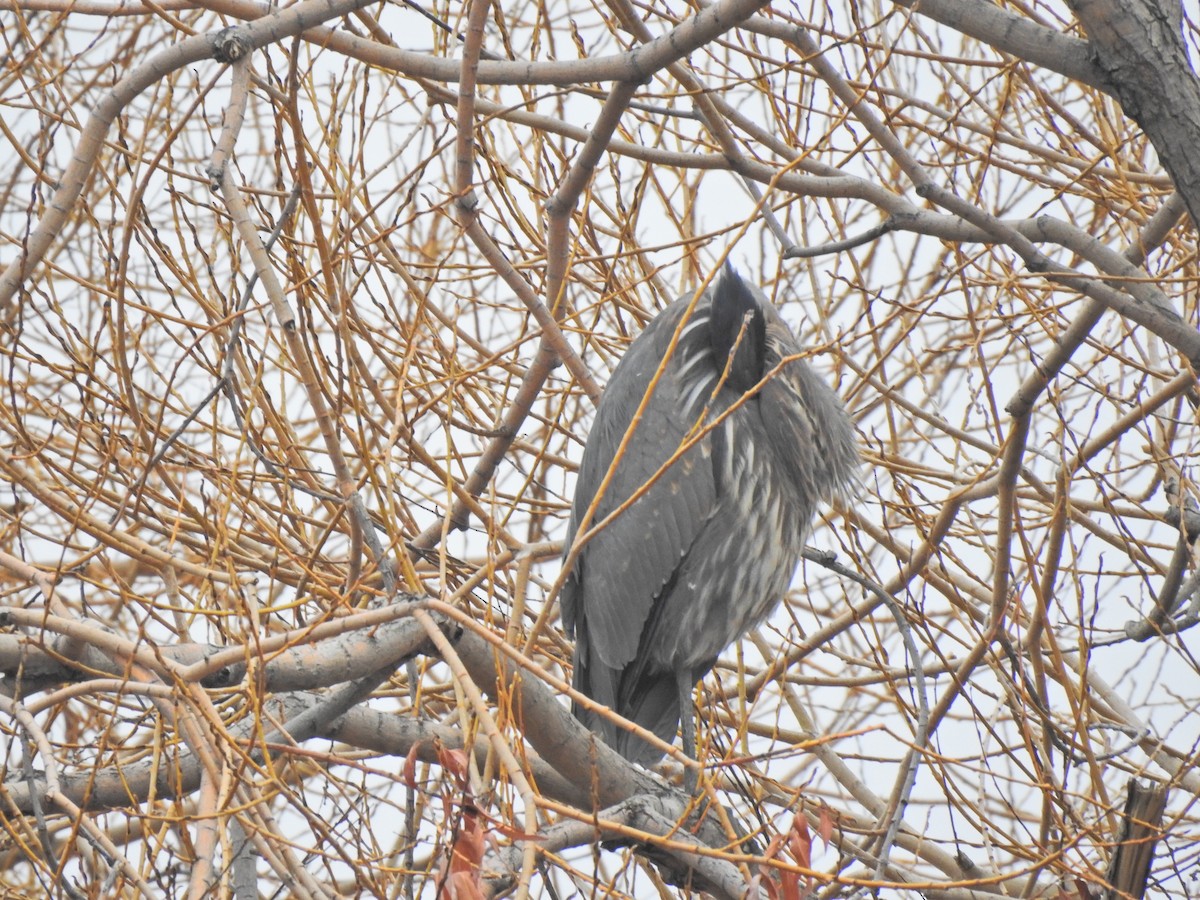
[{"x1": 1070, "y1": 0, "x2": 1200, "y2": 229}]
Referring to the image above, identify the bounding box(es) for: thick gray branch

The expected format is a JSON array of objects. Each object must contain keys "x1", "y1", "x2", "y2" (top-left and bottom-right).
[
  {"x1": 892, "y1": 0, "x2": 1103, "y2": 88},
  {"x1": 1069, "y1": 0, "x2": 1200, "y2": 230}
]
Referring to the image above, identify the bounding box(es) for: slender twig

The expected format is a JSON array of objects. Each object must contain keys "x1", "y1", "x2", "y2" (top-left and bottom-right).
[{"x1": 801, "y1": 549, "x2": 930, "y2": 883}]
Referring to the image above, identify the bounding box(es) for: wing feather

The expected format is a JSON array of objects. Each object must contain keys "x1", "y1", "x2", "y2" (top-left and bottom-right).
[{"x1": 561, "y1": 297, "x2": 718, "y2": 675}]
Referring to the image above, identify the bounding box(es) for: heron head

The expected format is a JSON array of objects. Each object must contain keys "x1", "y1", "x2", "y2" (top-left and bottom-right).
[{"x1": 709, "y1": 265, "x2": 767, "y2": 394}]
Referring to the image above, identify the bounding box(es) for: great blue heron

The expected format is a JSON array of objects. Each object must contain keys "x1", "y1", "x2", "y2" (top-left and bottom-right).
[{"x1": 561, "y1": 266, "x2": 858, "y2": 784}]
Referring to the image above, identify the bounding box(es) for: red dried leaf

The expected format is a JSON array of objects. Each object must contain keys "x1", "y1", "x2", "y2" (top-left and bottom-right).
[
  {"x1": 485, "y1": 817, "x2": 546, "y2": 842},
  {"x1": 443, "y1": 871, "x2": 486, "y2": 900},
  {"x1": 440, "y1": 805, "x2": 486, "y2": 899},
  {"x1": 402, "y1": 742, "x2": 420, "y2": 790},
  {"x1": 437, "y1": 745, "x2": 471, "y2": 792},
  {"x1": 788, "y1": 814, "x2": 812, "y2": 870},
  {"x1": 780, "y1": 866, "x2": 804, "y2": 900},
  {"x1": 449, "y1": 807, "x2": 485, "y2": 874},
  {"x1": 817, "y1": 804, "x2": 835, "y2": 849},
  {"x1": 1068, "y1": 878, "x2": 1097, "y2": 900},
  {"x1": 756, "y1": 868, "x2": 780, "y2": 900}
]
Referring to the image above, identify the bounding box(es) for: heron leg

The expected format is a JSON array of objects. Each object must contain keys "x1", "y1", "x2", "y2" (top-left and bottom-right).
[{"x1": 677, "y1": 670, "x2": 698, "y2": 793}]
